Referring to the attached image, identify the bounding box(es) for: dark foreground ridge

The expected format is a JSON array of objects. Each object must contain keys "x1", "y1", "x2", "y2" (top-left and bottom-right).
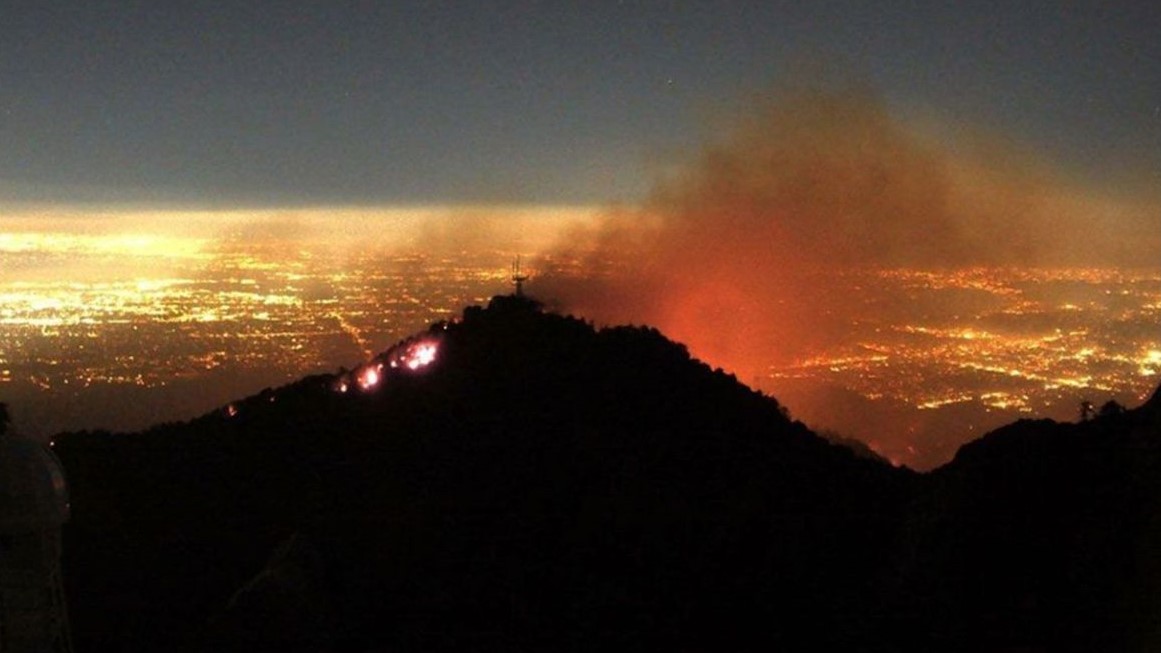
[{"x1": 52, "y1": 296, "x2": 1161, "y2": 651}]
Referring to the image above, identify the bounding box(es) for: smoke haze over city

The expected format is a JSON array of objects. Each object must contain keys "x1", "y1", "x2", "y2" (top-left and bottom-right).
[{"x1": 539, "y1": 86, "x2": 1158, "y2": 354}]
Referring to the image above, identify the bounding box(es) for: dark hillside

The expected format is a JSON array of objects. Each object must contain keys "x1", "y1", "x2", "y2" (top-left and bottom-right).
[
  {"x1": 51, "y1": 295, "x2": 1161, "y2": 651},
  {"x1": 54, "y1": 296, "x2": 914, "y2": 651},
  {"x1": 890, "y1": 398, "x2": 1161, "y2": 652}
]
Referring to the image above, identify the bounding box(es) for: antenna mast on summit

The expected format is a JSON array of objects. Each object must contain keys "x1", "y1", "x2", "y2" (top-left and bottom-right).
[{"x1": 511, "y1": 256, "x2": 529, "y2": 297}]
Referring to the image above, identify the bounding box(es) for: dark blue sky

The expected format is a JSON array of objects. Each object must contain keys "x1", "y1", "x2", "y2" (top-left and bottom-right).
[{"x1": 1, "y1": 1, "x2": 1157, "y2": 206}]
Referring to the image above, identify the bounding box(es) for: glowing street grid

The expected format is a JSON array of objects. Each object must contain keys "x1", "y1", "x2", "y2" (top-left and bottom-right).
[
  {"x1": 768, "y1": 267, "x2": 1161, "y2": 414},
  {"x1": 0, "y1": 246, "x2": 511, "y2": 393}
]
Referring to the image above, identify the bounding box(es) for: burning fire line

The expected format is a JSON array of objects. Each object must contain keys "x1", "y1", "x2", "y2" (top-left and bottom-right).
[
  {"x1": 335, "y1": 337, "x2": 442, "y2": 394},
  {"x1": 224, "y1": 336, "x2": 442, "y2": 418}
]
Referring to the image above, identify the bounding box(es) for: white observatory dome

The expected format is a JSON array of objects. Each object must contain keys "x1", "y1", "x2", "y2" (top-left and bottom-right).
[{"x1": 0, "y1": 435, "x2": 70, "y2": 534}]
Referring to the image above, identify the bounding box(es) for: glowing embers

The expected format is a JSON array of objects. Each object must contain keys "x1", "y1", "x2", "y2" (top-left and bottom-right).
[
  {"x1": 338, "y1": 337, "x2": 441, "y2": 394},
  {"x1": 384, "y1": 338, "x2": 441, "y2": 372},
  {"x1": 403, "y1": 342, "x2": 437, "y2": 370},
  {"x1": 357, "y1": 364, "x2": 383, "y2": 390}
]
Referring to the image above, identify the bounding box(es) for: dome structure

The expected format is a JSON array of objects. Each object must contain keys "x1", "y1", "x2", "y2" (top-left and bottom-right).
[{"x1": 0, "y1": 435, "x2": 69, "y2": 534}]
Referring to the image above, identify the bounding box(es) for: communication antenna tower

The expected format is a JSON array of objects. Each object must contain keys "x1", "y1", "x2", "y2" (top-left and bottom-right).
[{"x1": 511, "y1": 256, "x2": 529, "y2": 297}]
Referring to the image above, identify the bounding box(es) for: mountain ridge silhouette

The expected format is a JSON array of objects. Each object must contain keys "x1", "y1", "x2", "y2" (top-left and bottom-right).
[{"x1": 49, "y1": 296, "x2": 1161, "y2": 651}]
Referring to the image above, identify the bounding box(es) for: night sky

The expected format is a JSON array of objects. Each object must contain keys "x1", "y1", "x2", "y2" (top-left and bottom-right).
[{"x1": 2, "y1": 1, "x2": 1158, "y2": 207}]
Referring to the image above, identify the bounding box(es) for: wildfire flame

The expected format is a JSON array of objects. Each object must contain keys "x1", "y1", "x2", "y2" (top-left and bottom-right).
[
  {"x1": 221, "y1": 334, "x2": 441, "y2": 418},
  {"x1": 357, "y1": 364, "x2": 382, "y2": 390},
  {"x1": 404, "y1": 343, "x2": 438, "y2": 370},
  {"x1": 339, "y1": 337, "x2": 441, "y2": 394}
]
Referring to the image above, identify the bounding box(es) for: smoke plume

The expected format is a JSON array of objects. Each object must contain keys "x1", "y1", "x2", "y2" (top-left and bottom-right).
[{"x1": 536, "y1": 87, "x2": 1159, "y2": 382}]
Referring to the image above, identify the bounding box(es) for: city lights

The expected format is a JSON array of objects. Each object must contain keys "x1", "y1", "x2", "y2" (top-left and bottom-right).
[
  {"x1": 768, "y1": 267, "x2": 1160, "y2": 413},
  {"x1": 1, "y1": 227, "x2": 1157, "y2": 467}
]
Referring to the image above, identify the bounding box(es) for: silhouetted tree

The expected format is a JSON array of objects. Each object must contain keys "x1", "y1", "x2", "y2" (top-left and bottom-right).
[
  {"x1": 1079, "y1": 400, "x2": 1094, "y2": 422},
  {"x1": 0, "y1": 402, "x2": 9, "y2": 436}
]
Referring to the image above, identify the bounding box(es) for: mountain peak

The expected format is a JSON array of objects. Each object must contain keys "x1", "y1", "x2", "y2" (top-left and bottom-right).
[
  {"x1": 47, "y1": 298, "x2": 1161, "y2": 651},
  {"x1": 54, "y1": 297, "x2": 909, "y2": 650}
]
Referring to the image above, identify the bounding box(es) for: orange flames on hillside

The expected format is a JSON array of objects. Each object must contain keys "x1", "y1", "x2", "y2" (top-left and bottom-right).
[
  {"x1": 339, "y1": 337, "x2": 442, "y2": 394},
  {"x1": 226, "y1": 337, "x2": 442, "y2": 420}
]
